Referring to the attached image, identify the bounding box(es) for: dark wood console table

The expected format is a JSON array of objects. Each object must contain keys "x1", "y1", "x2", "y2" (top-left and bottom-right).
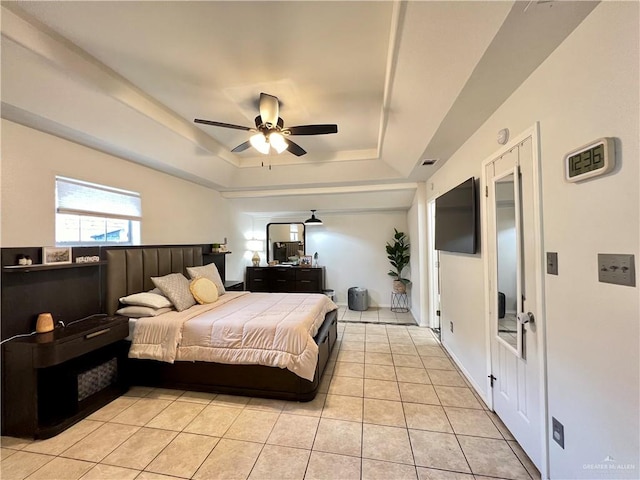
[
  {"x1": 246, "y1": 266, "x2": 325, "y2": 293},
  {"x1": 1, "y1": 315, "x2": 129, "y2": 439}
]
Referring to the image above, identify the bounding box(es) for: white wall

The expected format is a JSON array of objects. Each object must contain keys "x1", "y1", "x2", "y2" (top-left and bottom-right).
[
  {"x1": 235, "y1": 211, "x2": 410, "y2": 307},
  {"x1": 308, "y1": 211, "x2": 411, "y2": 307},
  {"x1": 407, "y1": 190, "x2": 426, "y2": 325},
  {"x1": 426, "y1": 3, "x2": 639, "y2": 477},
  {"x1": 1, "y1": 120, "x2": 231, "y2": 247}
]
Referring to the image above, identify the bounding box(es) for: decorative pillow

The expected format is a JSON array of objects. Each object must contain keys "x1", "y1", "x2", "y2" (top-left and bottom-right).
[
  {"x1": 189, "y1": 277, "x2": 219, "y2": 304},
  {"x1": 187, "y1": 263, "x2": 226, "y2": 295},
  {"x1": 119, "y1": 291, "x2": 173, "y2": 309},
  {"x1": 151, "y1": 273, "x2": 196, "y2": 312},
  {"x1": 116, "y1": 306, "x2": 173, "y2": 318}
]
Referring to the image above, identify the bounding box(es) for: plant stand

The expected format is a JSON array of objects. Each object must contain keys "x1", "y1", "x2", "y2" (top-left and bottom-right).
[{"x1": 390, "y1": 292, "x2": 410, "y2": 313}]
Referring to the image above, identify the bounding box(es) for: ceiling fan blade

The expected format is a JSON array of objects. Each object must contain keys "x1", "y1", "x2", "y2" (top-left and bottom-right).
[
  {"x1": 194, "y1": 119, "x2": 251, "y2": 131},
  {"x1": 231, "y1": 140, "x2": 252, "y2": 153},
  {"x1": 284, "y1": 138, "x2": 307, "y2": 157},
  {"x1": 287, "y1": 124, "x2": 338, "y2": 135},
  {"x1": 259, "y1": 93, "x2": 279, "y2": 127}
]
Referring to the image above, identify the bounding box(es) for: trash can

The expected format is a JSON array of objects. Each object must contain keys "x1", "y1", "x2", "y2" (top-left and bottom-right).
[
  {"x1": 348, "y1": 287, "x2": 368, "y2": 311},
  {"x1": 323, "y1": 289, "x2": 335, "y2": 302}
]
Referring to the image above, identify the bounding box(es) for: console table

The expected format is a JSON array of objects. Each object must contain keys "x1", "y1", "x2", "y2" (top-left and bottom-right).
[
  {"x1": 1, "y1": 315, "x2": 129, "y2": 439},
  {"x1": 246, "y1": 266, "x2": 325, "y2": 293}
]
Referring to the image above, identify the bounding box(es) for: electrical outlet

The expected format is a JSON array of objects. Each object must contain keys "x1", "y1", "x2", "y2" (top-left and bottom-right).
[
  {"x1": 598, "y1": 254, "x2": 636, "y2": 286},
  {"x1": 450, "y1": 321, "x2": 454, "y2": 333},
  {"x1": 552, "y1": 417, "x2": 565, "y2": 448},
  {"x1": 546, "y1": 252, "x2": 558, "y2": 275}
]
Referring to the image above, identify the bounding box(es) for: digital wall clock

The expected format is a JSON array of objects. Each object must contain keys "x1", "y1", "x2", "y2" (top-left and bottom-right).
[{"x1": 564, "y1": 137, "x2": 615, "y2": 183}]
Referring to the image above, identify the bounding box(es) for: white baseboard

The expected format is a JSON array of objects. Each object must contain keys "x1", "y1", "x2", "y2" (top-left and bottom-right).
[{"x1": 442, "y1": 342, "x2": 491, "y2": 409}]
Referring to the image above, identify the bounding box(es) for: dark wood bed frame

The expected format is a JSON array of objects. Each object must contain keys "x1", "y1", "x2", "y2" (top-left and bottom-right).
[{"x1": 105, "y1": 246, "x2": 337, "y2": 401}]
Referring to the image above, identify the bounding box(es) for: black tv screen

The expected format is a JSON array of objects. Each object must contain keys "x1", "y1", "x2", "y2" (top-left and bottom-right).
[{"x1": 435, "y1": 177, "x2": 477, "y2": 254}]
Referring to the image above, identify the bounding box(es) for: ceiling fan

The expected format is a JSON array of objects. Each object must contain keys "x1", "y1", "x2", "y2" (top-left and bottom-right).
[{"x1": 194, "y1": 93, "x2": 338, "y2": 157}]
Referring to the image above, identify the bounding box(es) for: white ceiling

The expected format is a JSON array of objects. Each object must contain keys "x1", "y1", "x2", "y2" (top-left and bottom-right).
[{"x1": 0, "y1": 1, "x2": 597, "y2": 215}]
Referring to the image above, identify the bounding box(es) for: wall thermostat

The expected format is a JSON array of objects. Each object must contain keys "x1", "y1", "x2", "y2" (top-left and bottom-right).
[{"x1": 564, "y1": 137, "x2": 615, "y2": 183}]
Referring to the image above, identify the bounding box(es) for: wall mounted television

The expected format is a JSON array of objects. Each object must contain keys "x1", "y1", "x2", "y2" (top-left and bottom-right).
[{"x1": 435, "y1": 177, "x2": 478, "y2": 254}]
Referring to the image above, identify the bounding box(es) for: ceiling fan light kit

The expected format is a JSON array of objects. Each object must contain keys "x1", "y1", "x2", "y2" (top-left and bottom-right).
[
  {"x1": 269, "y1": 132, "x2": 288, "y2": 154},
  {"x1": 249, "y1": 133, "x2": 270, "y2": 154},
  {"x1": 195, "y1": 92, "x2": 338, "y2": 157}
]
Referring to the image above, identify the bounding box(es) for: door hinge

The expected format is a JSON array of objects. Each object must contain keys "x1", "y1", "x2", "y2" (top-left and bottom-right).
[
  {"x1": 485, "y1": 186, "x2": 489, "y2": 197},
  {"x1": 488, "y1": 374, "x2": 497, "y2": 387},
  {"x1": 436, "y1": 310, "x2": 441, "y2": 317}
]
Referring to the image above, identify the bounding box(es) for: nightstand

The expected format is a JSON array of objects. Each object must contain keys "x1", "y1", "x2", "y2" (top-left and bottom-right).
[
  {"x1": 224, "y1": 280, "x2": 244, "y2": 291},
  {"x1": 1, "y1": 315, "x2": 130, "y2": 439}
]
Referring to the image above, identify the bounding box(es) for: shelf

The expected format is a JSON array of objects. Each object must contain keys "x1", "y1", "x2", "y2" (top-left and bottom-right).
[
  {"x1": 2, "y1": 261, "x2": 107, "y2": 273},
  {"x1": 203, "y1": 251, "x2": 232, "y2": 256}
]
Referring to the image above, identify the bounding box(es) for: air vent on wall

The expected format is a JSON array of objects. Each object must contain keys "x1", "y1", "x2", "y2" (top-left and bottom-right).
[{"x1": 422, "y1": 158, "x2": 439, "y2": 166}]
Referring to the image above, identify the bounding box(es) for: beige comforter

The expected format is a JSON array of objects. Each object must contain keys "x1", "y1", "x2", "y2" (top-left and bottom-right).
[{"x1": 129, "y1": 292, "x2": 337, "y2": 381}]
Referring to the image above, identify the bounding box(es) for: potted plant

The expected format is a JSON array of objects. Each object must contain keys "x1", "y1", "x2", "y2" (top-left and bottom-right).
[{"x1": 386, "y1": 228, "x2": 411, "y2": 293}]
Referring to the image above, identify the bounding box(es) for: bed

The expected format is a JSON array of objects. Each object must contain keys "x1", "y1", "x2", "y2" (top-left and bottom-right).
[{"x1": 105, "y1": 246, "x2": 338, "y2": 401}]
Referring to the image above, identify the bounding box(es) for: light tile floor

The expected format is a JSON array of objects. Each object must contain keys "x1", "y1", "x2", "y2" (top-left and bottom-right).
[
  {"x1": 1, "y1": 323, "x2": 541, "y2": 480},
  {"x1": 337, "y1": 306, "x2": 418, "y2": 325}
]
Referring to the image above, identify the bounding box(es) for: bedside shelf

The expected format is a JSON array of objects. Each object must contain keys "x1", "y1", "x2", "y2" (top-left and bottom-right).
[
  {"x1": 1, "y1": 316, "x2": 130, "y2": 439},
  {"x1": 2, "y1": 261, "x2": 107, "y2": 273}
]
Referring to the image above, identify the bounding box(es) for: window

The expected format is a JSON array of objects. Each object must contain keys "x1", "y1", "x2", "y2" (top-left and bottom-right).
[
  {"x1": 290, "y1": 224, "x2": 299, "y2": 241},
  {"x1": 55, "y1": 177, "x2": 141, "y2": 246}
]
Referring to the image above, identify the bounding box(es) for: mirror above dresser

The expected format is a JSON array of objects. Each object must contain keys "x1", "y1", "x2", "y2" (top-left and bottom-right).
[{"x1": 266, "y1": 222, "x2": 305, "y2": 264}]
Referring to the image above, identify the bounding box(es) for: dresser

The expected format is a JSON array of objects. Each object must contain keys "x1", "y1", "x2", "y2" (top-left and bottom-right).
[{"x1": 246, "y1": 266, "x2": 325, "y2": 293}]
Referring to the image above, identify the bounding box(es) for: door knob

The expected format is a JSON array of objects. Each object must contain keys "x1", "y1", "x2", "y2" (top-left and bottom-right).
[{"x1": 517, "y1": 312, "x2": 535, "y2": 325}]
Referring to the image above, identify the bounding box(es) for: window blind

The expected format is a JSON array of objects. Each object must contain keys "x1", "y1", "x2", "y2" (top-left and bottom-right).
[{"x1": 56, "y1": 177, "x2": 141, "y2": 221}]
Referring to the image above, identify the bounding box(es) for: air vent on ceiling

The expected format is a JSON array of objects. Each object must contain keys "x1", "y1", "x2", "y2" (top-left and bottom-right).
[{"x1": 421, "y1": 158, "x2": 439, "y2": 166}]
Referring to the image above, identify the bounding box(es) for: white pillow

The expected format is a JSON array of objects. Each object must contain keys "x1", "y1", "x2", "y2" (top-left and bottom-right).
[
  {"x1": 187, "y1": 263, "x2": 226, "y2": 295},
  {"x1": 119, "y1": 291, "x2": 173, "y2": 309},
  {"x1": 151, "y1": 273, "x2": 196, "y2": 312},
  {"x1": 116, "y1": 306, "x2": 173, "y2": 318}
]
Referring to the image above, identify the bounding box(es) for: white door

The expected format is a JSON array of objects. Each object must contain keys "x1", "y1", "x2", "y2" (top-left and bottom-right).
[{"x1": 483, "y1": 130, "x2": 546, "y2": 473}]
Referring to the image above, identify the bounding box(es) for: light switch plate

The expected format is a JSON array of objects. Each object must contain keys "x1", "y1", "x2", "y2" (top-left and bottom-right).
[
  {"x1": 547, "y1": 252, "x2": 558, "y2": 275},
  {"x1": 552, "y1": 417, "x2": 565, "y2": 449},
  {"x1": 598, "y1": 254, "x2": 636, "y2": 286}
]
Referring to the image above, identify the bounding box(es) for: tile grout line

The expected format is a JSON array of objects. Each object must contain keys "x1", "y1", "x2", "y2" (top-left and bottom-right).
[
  {"x1": 3, "y1": 324, "x2": 538, "y2": 480},
  {"x1": 140, "y1": 397, "x2": 212, "y2": 478}
]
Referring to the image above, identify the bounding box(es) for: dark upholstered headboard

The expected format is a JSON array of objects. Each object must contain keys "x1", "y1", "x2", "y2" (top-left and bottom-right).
[{"x1": 105, "y1": 246, "x2": 203, "y2": 315}]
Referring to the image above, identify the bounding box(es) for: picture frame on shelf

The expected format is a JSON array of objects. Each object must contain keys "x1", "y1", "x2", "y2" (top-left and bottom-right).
[
  {"x1": 300, "y1": 255, "x2": 313, "y2": 266},
  {"x1": 43, "y1": 246, "x2": 72, "y2": 265}
]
